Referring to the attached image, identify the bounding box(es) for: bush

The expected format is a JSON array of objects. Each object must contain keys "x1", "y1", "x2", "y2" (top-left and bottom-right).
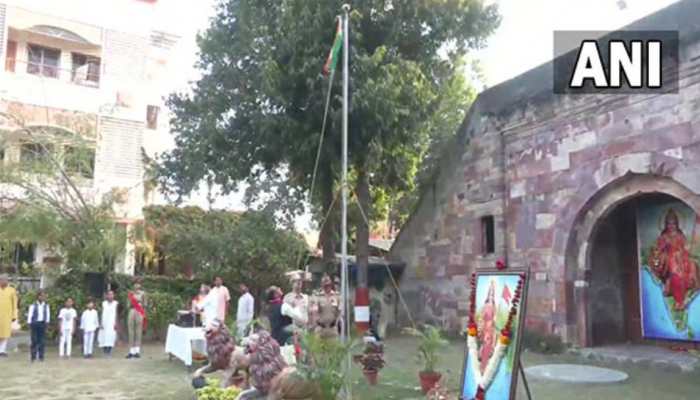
[
  {"x1": 196, "y1": 378, "x2": 242, "y2": 400},
  {"x1": 521, "y1": 330, "x2": 566, "y2": 354},
  {"x1": 147, "y1": 290, "x2": 187, "y2": 340}
]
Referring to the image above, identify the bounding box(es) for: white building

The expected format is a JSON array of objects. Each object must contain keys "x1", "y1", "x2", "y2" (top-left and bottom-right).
[{"x1": 0, "y1": 0, "x2": 183, "y2": 274}]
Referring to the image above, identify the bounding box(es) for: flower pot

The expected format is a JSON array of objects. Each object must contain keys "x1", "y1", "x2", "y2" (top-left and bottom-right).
[
  {"x1": 363, "y1": 369, "x2": 379, "y2": 385},
  {"x1": 419, "y1": 371, "x2": 442, "y2": 394}
]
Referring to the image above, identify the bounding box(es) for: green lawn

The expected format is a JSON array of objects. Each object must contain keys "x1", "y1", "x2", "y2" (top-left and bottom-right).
[{"x1": 0, "y1": 336, "x2": 698, "y2": 399}]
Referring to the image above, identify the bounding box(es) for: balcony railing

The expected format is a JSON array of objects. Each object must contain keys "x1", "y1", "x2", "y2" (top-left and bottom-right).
[{"x1": 6, "y1": 59, "x2": 101, "y2": 88}]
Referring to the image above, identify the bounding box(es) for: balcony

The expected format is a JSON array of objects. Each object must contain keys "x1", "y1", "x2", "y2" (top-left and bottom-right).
[{"x1": 2, "y1": 24, "x2": 105, "y2": 114}]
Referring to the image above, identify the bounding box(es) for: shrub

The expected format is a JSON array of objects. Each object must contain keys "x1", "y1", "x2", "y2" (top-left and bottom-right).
[
  {"x1": 147, "y1": 290, "x2": 187, "y2": 340},
  {"x1": 196, "y1": 378, "x2": 242, "y2": 400},
  {"x1": 521, "y1": 330, "x2": 566, "y2": 354}
]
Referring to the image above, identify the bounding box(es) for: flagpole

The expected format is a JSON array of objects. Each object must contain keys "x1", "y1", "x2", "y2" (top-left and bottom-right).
[{"x1": 341, "y1": 3, "x2": 352, "y2": 399}]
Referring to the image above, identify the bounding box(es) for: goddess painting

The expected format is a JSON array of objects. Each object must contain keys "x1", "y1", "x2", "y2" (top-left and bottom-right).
[
  {"x1": 478, "y1": 280, "x2": 498, "y2": 371},
  {"x1": 648, "y1": 209, "x2": 700, "y2": 310}
]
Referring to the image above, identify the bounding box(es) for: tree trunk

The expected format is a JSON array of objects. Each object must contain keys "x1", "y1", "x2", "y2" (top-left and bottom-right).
[
  {"x1": 355, "y1": 169, "x2": 371, "y2": 332},
  {"x1": 356, "y1": 170, "x2": 370, "y2": 289}
]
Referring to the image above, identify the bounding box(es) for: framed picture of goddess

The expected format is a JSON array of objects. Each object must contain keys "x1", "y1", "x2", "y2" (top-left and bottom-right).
[{"x1": 460, "y1": 268, "x2": 529, "y2": 400}]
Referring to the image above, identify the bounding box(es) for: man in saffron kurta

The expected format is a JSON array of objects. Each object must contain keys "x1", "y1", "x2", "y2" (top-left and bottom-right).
[{"x1": 0, "y1": 274, "x2": 19, "y2": 356}]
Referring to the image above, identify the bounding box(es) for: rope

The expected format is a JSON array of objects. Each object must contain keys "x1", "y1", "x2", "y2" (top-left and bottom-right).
[
  {"x1": 292, "y1": 64, "x2": 337, "y2": 271},
  {"x1": 350, "y1": 189, "x2": 416, "y2": 329}
]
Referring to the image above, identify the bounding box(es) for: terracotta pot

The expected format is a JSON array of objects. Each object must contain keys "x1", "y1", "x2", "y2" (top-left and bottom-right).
[
  {"x1": 419, "y1": 371, "x2": 441, "y2": 394},
  {"x1": 363, "y1": 369, "x2": 379, "y2": 385}
]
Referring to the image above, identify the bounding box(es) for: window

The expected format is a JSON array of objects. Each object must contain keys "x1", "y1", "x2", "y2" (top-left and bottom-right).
[
  {"x1": 5, "y1": 41, "x2": 17, "y2": 72},
  {"x1": 481, "y1": 215, "x2": 495, "y2": 255},
  {"x1": 27, "y1": 44, "x2": 61, "y2": 78},
  {"x1": 71, "y1": 53, "x2": 101, "y2": 85},
  {"x1": 0, "y1": 243, "x2": 35, "y2": 270},
  {"x1": 20, "y1": 142, "x2": 54, "y2": 164},
  {"x1": 64, "y1": 146, "x2": 95, "y2": 179},
  {"x1": 146, "y1": 105, "x2": 159, "y2": 129}
]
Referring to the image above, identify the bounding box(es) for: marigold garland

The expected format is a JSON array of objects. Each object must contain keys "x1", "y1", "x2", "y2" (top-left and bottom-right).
[{"x1": 466, "y1": 272, "x2": 525, "y2": 400}]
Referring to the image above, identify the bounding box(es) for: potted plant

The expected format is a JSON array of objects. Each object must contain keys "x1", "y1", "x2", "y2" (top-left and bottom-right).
[
  {"x1": 404, "y1": 325, "x2": 449, "y2": 394},
  {"x1": 353, "y1": 338, "x2": 385, "y2": 385}
]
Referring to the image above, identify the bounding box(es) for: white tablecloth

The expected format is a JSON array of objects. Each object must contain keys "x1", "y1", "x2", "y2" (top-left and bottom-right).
[{"x1": 164, "y1": 324, "x2": 207, "y2": 367}]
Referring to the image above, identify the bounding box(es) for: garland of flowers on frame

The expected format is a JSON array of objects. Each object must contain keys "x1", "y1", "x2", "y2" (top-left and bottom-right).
[{"x1": 466, "y1": 271, "x2": 526, "y2": 400}]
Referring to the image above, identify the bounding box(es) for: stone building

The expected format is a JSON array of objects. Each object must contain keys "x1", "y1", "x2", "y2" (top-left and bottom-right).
[
  {"x1": 0, "y1": 0, "x2": 180, "y2": 274},
  {"x1": 391, "y1": 0, "x2": 700, "y2": 347}
]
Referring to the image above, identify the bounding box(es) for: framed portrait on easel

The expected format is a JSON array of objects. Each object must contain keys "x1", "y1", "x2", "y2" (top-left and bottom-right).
[{"x1": 460, "y1": 267, "x2": 530, "y2": 400}]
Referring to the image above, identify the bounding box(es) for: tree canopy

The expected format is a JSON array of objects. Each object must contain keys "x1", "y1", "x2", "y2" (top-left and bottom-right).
[
  {"x1": 135, "y1": 205, "x2": 308, "y2": 300},
  {"x1": 159, "y1": 0, "x2": 500, "y2": 278}
]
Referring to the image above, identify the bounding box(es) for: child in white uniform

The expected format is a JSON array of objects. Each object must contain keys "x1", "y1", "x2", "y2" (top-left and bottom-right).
[
  {"x1": 57, "y1": 298, "x2": 77, "y2": 358},
  {"x1": 99, "y1": 290, "x2": 118, "y2": 356},
  {"x1": 80, "y1": 301, "x2": 99, "y2": 358}
]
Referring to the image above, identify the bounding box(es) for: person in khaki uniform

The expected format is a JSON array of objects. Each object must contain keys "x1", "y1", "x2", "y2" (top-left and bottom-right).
[
  {"x1": 126, "y1": 281, "x2": 147, "y2": 359},
  {"x1": 0, "y1": 274, "x2": 19, "y2": 357},
  {"x1": 309, "y1": 274, "x2": 340, "y2": 339}
]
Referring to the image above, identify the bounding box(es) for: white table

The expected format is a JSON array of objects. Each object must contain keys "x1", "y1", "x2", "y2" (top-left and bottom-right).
[{"x1": 164, "y1": 324, "x2": 207, "y2": 368}]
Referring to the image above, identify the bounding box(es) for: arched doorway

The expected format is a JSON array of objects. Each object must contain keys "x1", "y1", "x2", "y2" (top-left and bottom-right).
[
  {"x1": 566, "y1": 173, "x2": 700, "y2": 347},
  {"x1": 588, "y1": 193, "x2": 688, "y2": 345}
]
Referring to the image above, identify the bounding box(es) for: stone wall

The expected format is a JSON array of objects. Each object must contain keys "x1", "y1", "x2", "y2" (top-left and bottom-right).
[{"x1": 391, "y1": 19, "x2": 700, "y2": 345}]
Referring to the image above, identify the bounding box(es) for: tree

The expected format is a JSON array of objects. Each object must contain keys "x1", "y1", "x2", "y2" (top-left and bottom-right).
[
  {"x1": 135, "y1": 205, "x2": 308, "y2": 304},
  {"x1": 159, "y1": 0, "x2": 500, "y2": 291},
  {"x1": 0, "y1": 117, "x2": 127, "y2": 275}
]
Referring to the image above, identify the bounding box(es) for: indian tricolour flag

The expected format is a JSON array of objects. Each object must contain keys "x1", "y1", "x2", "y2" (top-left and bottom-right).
[{"x1": 322, "y1": 17, "x2": 343, "y2": 76}]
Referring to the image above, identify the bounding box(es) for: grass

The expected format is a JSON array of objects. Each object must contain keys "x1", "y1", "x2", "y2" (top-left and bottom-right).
[{"x1": 1, "y1": 336, "x2": 699, "y2": 399}]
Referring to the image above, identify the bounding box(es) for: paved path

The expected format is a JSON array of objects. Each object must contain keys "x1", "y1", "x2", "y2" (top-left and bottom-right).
[
  {"x1": 574, "y1": 345, "x2": 699, "y2": 373},
  {"x1": 525, "y1": 364, "x2": 628, "y2": 384}
]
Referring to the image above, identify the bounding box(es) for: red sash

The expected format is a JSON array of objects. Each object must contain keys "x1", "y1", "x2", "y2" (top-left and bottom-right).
[{"x1": 128, "y1": 291, "x2": 147, "y2": 331}]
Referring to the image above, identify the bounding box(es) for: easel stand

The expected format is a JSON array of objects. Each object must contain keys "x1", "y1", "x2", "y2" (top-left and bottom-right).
[{"x1": 518, "y1": 360, "x2": 533, "y2": 400}]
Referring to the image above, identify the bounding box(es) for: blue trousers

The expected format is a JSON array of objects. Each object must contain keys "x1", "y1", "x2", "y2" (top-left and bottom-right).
[{"x1": 30, "y1": 322, "x2": 47, "y2": 361}]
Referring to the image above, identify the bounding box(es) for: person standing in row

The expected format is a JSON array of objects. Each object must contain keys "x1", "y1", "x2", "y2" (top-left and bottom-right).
[
  {"x1": 127, "y1": 281, "x2": 147, "y2": 359},
  {"x1": 80, "y1": 301, "x2": 99, "y2": 358},
  {"x1": 236, "y1": 283, "x2": 254, "y2": 337},
  {"x1": 99, "y1": 290, "x2": 118, "y2": 356},
  {"x1": 0, "y1": 274, "x2": 18, "y2": 357},
  {"x1": 309, "y1": 275, "x2": 340, "y2": 339},
  {"x1": 211, "y1": 276, "x2": 230, "y2": 323},
  {"x1": 57, "y1": 298, "x2": 77, "y2": 358},
  {"x1": 27, "y1": 291, "x2": 50, "y2": 362}
]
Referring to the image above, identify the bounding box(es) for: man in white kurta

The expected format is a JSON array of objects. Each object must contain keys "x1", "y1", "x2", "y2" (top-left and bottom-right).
[
  {"x1": 99, "y1": 290, "x2": 119, "y2": 356},
  {"x1": 194, "y1": 285, "x2": 218, "y2": 328},
  {"x1": 236, "y1": 284, "x2": 254, "y2": 337}
]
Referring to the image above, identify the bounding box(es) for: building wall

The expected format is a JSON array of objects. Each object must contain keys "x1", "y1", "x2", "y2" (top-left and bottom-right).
[
  {"x1": 392, "y1": 33, "x2": 700, "y2": 344},
  {"x1": 0, "y1": 1, "x2": 180, "y2": 275}
]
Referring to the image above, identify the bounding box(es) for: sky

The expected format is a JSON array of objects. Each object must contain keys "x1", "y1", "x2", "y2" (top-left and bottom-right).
[
  {"x1": 155, "y1": 0, "x2": 683, "y2": 234},
  {"x1": 475, "y1": 0, "x2": 682, "y2": 87}
]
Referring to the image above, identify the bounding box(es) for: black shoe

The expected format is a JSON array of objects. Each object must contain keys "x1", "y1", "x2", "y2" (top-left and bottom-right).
[
  {"x1": 134, "y1": 353, "x2": 141, "y2": 359},
  {"x1": 0, "y1": 353, "x2": 8, "y2": 357},
  {"x1": 126, "y1": 353, "x2": 133, "y2": 359}
]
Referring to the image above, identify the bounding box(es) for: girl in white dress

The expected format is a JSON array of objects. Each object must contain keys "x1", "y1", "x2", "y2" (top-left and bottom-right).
[{"x1": 99, "y1": 290, "x2": 118, "y2": 356}]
